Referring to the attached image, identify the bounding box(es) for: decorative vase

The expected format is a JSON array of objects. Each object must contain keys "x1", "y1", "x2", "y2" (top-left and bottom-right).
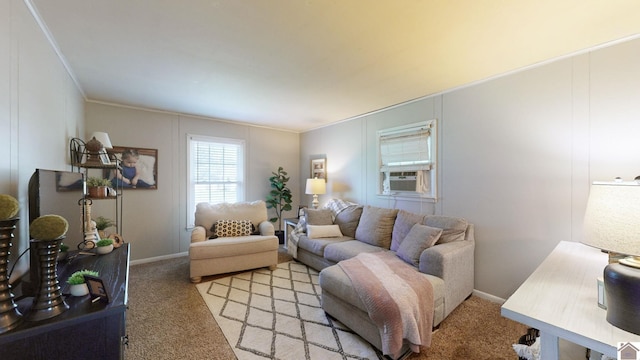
[
  {"x1": 26, "y1": 237, "x2": 69, "y2": 321},
  {"x1": 69, "y1": 283, "x2": 89, "y2": 297},
  {"x1": 96, "y1": 244, "x2": 113, "y2": 255},
  {"x1": 0, "y1": 218, "x2": 23, "y2": 334}
]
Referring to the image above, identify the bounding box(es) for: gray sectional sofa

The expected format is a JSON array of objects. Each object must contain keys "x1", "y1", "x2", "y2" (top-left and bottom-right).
[{"x1": 290, "y1": 202, "x2": 475, "y2": 355}]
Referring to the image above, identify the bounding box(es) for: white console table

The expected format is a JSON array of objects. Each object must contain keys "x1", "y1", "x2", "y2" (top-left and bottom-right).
[{"x1": 501, "y1": 241, "x2": 640, "y2": 359}]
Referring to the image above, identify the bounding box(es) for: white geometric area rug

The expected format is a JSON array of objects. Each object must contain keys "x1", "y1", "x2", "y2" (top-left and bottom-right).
[{"x1": 195, "y1": 261, "x2": 385, "y2": 360}]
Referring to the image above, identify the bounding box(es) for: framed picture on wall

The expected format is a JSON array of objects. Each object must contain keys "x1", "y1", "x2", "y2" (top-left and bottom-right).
[
  {"x1": 104, "y1": 146, "x2": 158, "y2": 189},
  {"x1": 298, "y1": 205, "x2": 307, "y2": 218},
  {"x1": 311, "y1": 158, "x2": 326, "y2": 182}
]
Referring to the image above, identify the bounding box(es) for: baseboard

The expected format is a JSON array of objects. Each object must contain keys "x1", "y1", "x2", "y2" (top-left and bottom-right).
[
  {"x1": 472, "y1": 289, "x2": 506, "y2": 304},
  {"x1": 130, "y1": 251, "x2": 188, "y2": 266}
]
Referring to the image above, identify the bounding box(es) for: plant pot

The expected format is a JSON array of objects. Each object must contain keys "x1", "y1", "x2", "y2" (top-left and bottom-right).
[
  {"x1": 96, "y1": 244, "x2": 113, "y2": 255},
  {"x1": 88, "y1": 186, "x2": 109, "y2": 198},
  {"x1": 56, "y1": 251, "x2": 67, "y2": 262},
  {"x1": 275, "y1": 230, "x2": 285, "y2": 245},
  {"x1": 69, "y1": 283, "x2": 89, "y2": 297}
]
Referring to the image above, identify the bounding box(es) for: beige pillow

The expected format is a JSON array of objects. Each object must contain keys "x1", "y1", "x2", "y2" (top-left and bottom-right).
[
  {"x1": 305, "y1": 208, "x2": 333, "y2": 225},
  {"x1": 396, "y1": 224, "x2": 442, "y2": 267},
  {"x1": 354, "y1": 206, "x2": 398, "y2": 249},
  {"x1": 334, "y1": 205, "x2": 363, "y2": 238},
  {"x1": 391, "y1": 210, "x2": 426, "y2": 251},
  {"x1": 424, "y1": 215, "x2": 468, "y2": 244},
  {"x1": 307, "y1": 225, "x2": 343, "y2": 239}
]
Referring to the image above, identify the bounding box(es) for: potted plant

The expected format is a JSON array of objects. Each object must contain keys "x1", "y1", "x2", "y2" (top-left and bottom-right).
[
  {"x1": 57, "y1": 243, "x2": 69, "y2": 262},
  {"x1": 86, "y1": 177, "x2": 112, "y2": 198},
  {"x1": 67, "y1": 269, "x2": 99, "y2": 296},
  {"x1": 265, "y1": 166, "x2": 292, "y2": 244},
  {"x1": 94, "y1": 216, "x2": 115, "y2": 238},
  {"x1": 96, "y1": 238, "x2": 114, "y2": 254}
]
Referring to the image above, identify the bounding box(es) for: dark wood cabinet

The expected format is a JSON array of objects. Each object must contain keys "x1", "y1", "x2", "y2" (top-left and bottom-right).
[{"x1": 0, "y1": 244, "x2": 130, "y2": 360}]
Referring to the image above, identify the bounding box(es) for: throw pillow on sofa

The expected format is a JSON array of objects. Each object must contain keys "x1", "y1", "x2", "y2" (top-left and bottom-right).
[
  {"x1": 391, "y1": 209, "x2": 426, "y2": 251},
  {"x1": 305, "y1": 208, "x2": 333, "y2": 226},
  {"x1": 307, "y1": 224, "x2": 343, "y2": 239},
  {"x1": 333, "y1": 205, "x2": 363, "y2": 238},
  {"x1": 396, "y1": 224, "x2": 442, "y2": 267},
  {"x1": 213, "y1": 219, "x2": 253, "y2": 237},
  {"x1": 355, "y1": 206, "x2": 398, "y2": 249},
  {"x1": 424, "y1": 215, "x2": 468, "y2": 244}
]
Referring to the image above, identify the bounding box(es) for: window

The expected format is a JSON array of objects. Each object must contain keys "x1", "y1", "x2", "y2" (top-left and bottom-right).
[
  {"x1": 187, "y1": 135, "x2": 245, "y2": 226},
  {"x1": 378, "y1": 119, "x2": 437, "y2": 199}
]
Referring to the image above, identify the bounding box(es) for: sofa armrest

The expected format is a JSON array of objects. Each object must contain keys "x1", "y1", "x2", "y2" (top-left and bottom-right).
[
  {"x1": 191, "y1": 225, "x2": 207, "y2": 244},
  {"x1": 258, "y1": 220, "x2": 275, "y2": 236},
  {"x1": 419, "y1": 238, "x2": 475, "y2": 317}
]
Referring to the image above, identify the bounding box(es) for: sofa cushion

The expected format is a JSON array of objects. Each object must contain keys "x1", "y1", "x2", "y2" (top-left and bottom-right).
[
  {"x1": 396, "y1": 224, "x2": 442, "y2": 267},
  {"x1": 333, "y1": 205, "x2": 363, "y2": 238},
  {"x1": 189, "y1": 235, "x2": 278, "y2": 260},
  {"x1": 391, "y1": 210, "x2": 426, "y2": 251},
  {"x1": 354, "y1": 206, "x2": 398, "y2": 249},
  {"x1": 307, "y1": 225, "x2": 343, "y2": 239},
  {"x1": 214, "y1": 219, "x2": 253, "y2": 237},
  {"x1": 319, "y1": 263, "x2": 444, "y2": 320},
  {"x1": 298, "y1": 234, "x2": 352, "y2": 256},
  {"x1": 324, "y1": 240, "x2": 387, "y2": 263},
  {"x1": 305, "y1": 208, "x2": 333, "y2": 225},
  {"x1": 423, "y1": 215, "x2": 468, "y2": 244}
]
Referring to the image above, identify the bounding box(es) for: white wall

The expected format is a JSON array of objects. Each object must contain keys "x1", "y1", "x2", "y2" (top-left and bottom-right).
[
  {"x1": 0, "y1": 0, "x2": 84, "y2": 277},
  {"x1": 85, "y1": 102, "x2": 300, "y2": 261},
  {"x1": 300, "y1": 37, "x2": 640, "y2": 300}
]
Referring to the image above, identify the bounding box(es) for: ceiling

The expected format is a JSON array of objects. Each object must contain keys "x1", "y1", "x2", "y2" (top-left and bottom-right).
[{"x1": 30, "y1": 0, "x2": 640, "y2": 133}]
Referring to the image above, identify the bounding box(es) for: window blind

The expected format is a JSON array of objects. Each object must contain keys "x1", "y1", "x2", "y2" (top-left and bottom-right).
[{"x1": 187, "y1": 135, "x2": 245, "y2": 226}]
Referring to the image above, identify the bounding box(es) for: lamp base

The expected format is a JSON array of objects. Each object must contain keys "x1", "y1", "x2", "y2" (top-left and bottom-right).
[{"x1": 604, "y1": 262, "x2": 640, "y2": 335}]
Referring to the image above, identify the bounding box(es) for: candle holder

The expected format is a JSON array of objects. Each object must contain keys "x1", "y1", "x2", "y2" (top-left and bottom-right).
[
  {"x1": 26, "y1": 237, "x2": 69, "y2": 321},
  {"x1": 0, "y1": 218, "x2": 23, "y2": 334}
]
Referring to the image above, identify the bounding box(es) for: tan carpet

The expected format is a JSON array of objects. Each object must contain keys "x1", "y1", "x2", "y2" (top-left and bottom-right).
[{"x1": 126, "y1": 247, "x2": 527, "y2": 359}]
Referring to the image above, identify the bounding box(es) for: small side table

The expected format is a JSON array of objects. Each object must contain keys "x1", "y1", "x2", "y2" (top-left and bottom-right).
[{"x1": 283, "y1": 218, "x2": 299, "y2": 250}]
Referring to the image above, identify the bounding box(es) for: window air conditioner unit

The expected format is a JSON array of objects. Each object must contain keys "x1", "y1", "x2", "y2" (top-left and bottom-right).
[{"x1": 389, "y1": 171, "x2": 417, "y2": 192}]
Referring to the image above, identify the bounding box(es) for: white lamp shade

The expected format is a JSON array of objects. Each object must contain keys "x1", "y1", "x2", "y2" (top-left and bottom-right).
[
  {"x1": 582, "y1": 181, "x2": 640, "y2": 257},
  {"x1": 90, "y1": 132, "x2": 113, "y2": 149},
  {"x1": 305, "y1": 178, "x2": 326, "y2": 195}
]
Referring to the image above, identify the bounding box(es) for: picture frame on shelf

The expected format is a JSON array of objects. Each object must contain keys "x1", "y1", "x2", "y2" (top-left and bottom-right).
[
  {"x1": 311, "y1": 158, "x2": 326, "y2": 182},
  {"x1": 99, "y1": 150, "x2": 111, "y2": 165},
  {"x1": 298, "y1": 205, "x2": 307, "y2": 218}
]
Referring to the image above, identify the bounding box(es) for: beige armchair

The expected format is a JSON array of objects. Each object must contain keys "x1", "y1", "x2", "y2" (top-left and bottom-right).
[{"x1": 189, "y1": 200, "x2": 279, "y2": 283}]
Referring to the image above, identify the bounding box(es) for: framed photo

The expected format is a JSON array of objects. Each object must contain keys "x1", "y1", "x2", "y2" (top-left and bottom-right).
[
  {"x1": 105, "y1": 146, "x2": 158, "y2": 189},
  {"x1": 99, "y1": 150, "x2": 111, "y2": 165},
  {"x1": 311, "y1": 158, "x2": 326, "y2": 182},
  {"x1": 298, "y1": 205, "x2": 307, "y2": 218},
  {"x1": 84, "y1": 275, "x2": 110, "y2": 303}
]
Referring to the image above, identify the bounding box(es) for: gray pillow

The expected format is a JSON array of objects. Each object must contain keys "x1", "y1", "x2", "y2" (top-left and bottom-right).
[
  {"x1": 423, "y1": 215, "x2": 468, "y2": 244},
  {"x1": 304, "y1": 208, "x2": 333, "y2": 225},
  {"x1": 396, "y1": 224, "x2": 442, "y2": 267},
  {"x1": 391, "y1": 210, "x2": 425, "y2": 251},
  {"x1": 334, "y1": 205, "x2": 363, "y2": 238},
  {"x1": 354, "y1": 206, "x2": 398, "y2": 249}
]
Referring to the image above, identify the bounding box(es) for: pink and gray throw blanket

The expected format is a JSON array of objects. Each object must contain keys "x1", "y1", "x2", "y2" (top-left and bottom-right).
[{"x1": 338, "y1": 251, "x2": 434, "y2": 359}]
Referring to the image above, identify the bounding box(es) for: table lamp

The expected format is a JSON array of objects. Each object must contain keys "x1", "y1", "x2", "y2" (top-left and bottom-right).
[
  {"x1": 582, "y1": 180, "x2": 640, "y2": 335},
  {"x1": 305, "y1": 178, "x2": 326, "y2": 209}
]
